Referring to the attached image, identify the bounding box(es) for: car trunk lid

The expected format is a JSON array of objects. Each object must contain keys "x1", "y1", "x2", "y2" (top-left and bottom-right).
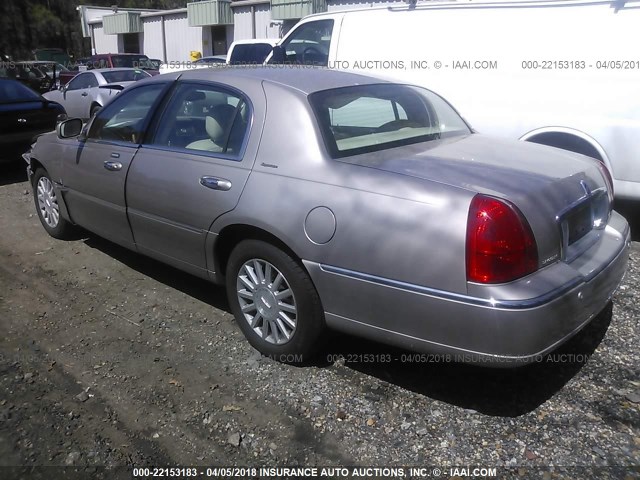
[{"x1": 346, "y1": 134, "x2": 612, "y2": 269}]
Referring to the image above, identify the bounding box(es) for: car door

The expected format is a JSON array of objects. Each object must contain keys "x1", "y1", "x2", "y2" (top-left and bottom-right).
[
  {"x1": 61, "y1": 83, "x2": 168, "y2": 249},
  {"x1": 63, "y1": 72, "x2": 98, "y2": 118},
  {"x1": 125, "y1": 81, "x2": 256, "y2": 277}
]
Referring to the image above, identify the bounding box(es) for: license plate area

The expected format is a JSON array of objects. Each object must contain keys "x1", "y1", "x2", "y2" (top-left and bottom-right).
[
  {"x1": 558, "y1": 188, "x2": 610, "y2": 263},
  {"x1": 566, "y1": 201, "x2": 592, "y2": 245}
]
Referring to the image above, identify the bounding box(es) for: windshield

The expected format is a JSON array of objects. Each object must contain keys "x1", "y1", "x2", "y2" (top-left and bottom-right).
[
  {"x1": 309, "y1": 84, "x2": 471, "y2": 158},
  {"x1": 102, "y1": 69, "x2": 150, "y2": 83},
  {"x1": 0, "y1": 80, "x2": 41, "y2": 103}
]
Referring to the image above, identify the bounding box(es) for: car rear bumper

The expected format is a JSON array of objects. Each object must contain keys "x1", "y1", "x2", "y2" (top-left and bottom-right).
[{"x1": 305, "y1": 211, "x2": 631, "y2": 367}]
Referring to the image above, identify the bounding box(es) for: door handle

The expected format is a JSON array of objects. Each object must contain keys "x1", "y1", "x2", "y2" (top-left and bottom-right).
[
  {"x1": 200, "y1": 176, "x2": 231, "y2": 191},
  {"x1": 81, "y1": 92, "x2": 88, "y2": 96},
  {"x1": 104, "y1": 161, "x2": 123, "y2": 171}
]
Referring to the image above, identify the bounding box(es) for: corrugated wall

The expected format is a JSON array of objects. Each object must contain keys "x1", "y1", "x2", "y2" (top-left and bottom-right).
[
  {"x1": 255, "y1": 3, "x2": 281, "y2": 39},
  {"x1": 142, "y1": 17, "x2": 165, "y2": 60},
  {"x1": 232, "y1": 7, "x2": 253, "y2": 40},
  {"x1": 232, "y1": 4, "x2": 282, "y2": 41},
  {"x1": 164, "y1": 13, "x2": 205, "y2": 61},
  {"x1": 92, "y1": 24, "x2": 119, "y2": 54}
]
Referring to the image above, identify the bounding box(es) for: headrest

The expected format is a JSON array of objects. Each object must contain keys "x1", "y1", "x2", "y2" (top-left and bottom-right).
[{"x1": 205, "y1": 115, "x2": 224, "y2": 143}]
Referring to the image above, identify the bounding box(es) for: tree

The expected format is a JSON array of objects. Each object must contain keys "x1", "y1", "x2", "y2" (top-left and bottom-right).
[{"x1": 0, "y1": 0, "x2": 187, "y2": 59}]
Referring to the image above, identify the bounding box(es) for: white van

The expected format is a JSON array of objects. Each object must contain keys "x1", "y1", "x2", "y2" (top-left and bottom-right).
[{"x1": 269, "y1": 0, "x2": 640, "y2": 201}]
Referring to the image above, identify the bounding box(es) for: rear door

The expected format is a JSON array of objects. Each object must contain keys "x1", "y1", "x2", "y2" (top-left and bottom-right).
[{"x1": 125, "y1": 81, "x2": 257, "y2": 276}]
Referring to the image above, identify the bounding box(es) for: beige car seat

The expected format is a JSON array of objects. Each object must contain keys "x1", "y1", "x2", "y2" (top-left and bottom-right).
[{"x1": 186, "y1": 104, "x2": 236, "y2": 152}]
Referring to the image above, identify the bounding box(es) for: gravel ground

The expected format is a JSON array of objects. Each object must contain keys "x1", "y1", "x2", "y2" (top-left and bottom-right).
[{"x1": 0, "y1": 161, "x2": 639, "y2": 480}]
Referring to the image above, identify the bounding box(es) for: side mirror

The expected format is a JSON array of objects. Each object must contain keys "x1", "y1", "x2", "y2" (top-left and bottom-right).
[
  {"x1": 56, "y1": 118, "x2": 83, "y2": 139},
  {"x1": 270, "y1": 45, "x2": 286, "y2": 63}
]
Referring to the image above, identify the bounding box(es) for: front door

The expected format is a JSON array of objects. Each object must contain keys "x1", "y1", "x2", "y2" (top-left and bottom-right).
[
  {"x1": 61, "y1": 83, "x2": 167, "y2": 249},
  {"x1": 63, "y1": 72, "x2": 98, "y2": 119}
]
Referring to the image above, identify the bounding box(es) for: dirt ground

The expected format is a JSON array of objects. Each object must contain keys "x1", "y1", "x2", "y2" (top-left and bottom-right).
[{"x1": 1, "y1": 160, "x2": 639, "y2": 480}]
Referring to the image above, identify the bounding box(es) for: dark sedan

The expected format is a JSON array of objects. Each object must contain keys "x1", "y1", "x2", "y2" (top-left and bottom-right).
[{"x1": 0, "y1": 79, "x2": 65, "y2": 162}]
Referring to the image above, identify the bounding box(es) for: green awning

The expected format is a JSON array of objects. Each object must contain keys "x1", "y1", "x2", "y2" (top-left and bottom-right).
[
  {"x1": 103, "y1": 12, "x2": 143, "y2": 35},
  {"x1": 270, "y1": 0, "x2": 326, "y2": 20},
  {"x1": 187, "y1": 0, "x2": 234, "y2": 26}
]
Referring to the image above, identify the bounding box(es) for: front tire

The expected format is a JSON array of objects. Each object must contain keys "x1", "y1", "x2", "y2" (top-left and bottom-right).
[
  {"x1": 90, "y1": 104, "x2": 101, "y2": 117},
  {"x1": 226, "y1": 240, "x2": 325, "y2": 362},
  {"x1": 33, "y1": 168, "x2": 74, "y2": 239}
]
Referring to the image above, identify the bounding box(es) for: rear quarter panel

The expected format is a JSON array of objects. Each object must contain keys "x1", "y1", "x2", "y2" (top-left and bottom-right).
[{"x1": 213, "y1": 81, "x2": 473, "y2": 295}]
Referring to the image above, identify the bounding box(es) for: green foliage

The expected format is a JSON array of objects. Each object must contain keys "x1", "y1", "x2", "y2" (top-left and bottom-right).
[{"x1": 0, "y1": 0, "x2": 187, "y2": 60}]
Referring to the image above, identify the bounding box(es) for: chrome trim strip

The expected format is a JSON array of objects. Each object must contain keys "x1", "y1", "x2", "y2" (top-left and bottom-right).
[{"x1": 319, "y1": 265, "x2": 583, "y2": 310}]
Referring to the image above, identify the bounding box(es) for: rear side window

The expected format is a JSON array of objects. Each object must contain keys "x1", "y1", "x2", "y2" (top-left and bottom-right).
[
  {"x1": 309, "y1": 84, "x2": 471, "y2": 158},
  {"x1": 229, "y1": 44, "x2": 273, "y2": 65},
  {"x1": 150, "y1": 83, "x2": 250, "y2": 158}
]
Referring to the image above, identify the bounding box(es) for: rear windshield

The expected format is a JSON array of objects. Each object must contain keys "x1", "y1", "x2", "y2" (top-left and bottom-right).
[
  {"x1": 0, "y1": 80, "x2": 41, "y2": 103},
  {"x1": 309, "y1": 84, "x2": 471, "y2": 158},
  {"x1": 102, "y1": 69, "x2": 150, "y2": 83}
]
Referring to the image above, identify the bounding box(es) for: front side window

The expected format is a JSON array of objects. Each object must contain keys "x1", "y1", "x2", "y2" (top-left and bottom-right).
[
  {"x1": 273, "y1": 20, "x2": 333, "y2": 66},
  {"x1": 88, "y1": 83, "x2": 166, "y2": 144},
  {"x1": 310, "y1": 84, "x2": 471, "y2": 158},
  {"x1": 67, "y1": 73, "x2": 97, "y2": 90},
  {"x1": 150, "y1": 83, "x2": 250, "y2": 158}
]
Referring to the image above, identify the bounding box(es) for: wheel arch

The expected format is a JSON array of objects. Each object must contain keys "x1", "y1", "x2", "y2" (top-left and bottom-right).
[
  {"x1": 212, "y1": 223, "x2": 306, "y2": 282},
  {"x1": 29, "y1": 158, "x2": 74, "y2": 225},
  {"x1": 27, "y1": 157, "x2": 45, "y2": 183},
  {"x1": 519, "y1": 126, "x2": 614, "y2": 174},
  {"x1": 90, "y1": 101, "x2": 102, "y2": 116}
]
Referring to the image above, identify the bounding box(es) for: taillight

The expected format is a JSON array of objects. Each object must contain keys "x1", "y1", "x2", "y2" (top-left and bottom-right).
[
  {"x1": 466, "y1": 195, "x2": 538, "y2": 284},
  {"x1": 597, "y1": 162, "x2": 614, "y2": 201}
]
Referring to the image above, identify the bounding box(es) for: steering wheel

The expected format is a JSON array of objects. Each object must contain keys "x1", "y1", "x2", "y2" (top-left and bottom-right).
[
  {"x1": 301, "y1": 46, "x2": 325, "y2": 65},
  {"x1": 375, "y1": 119, "x2": 423, "y2": 133}
]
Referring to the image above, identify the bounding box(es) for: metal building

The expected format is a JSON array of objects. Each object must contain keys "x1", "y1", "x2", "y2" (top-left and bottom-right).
[{"x1": 78, "y1": 0, "x2": 401, "y2": 62}]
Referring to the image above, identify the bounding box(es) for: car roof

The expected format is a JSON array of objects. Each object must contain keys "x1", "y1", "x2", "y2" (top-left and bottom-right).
[
  {"x1": 88, "y1": 68, "x2": 148, "y2": 74},
  {"x1": 161, "y1": 66, "x2": 390, "y2": 95}
]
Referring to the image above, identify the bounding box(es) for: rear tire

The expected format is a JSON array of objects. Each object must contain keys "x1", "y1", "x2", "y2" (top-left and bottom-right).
[
  {"x1": 32, "y1": 168, "x2": 74, "y2": 239},
  {"x1": 226, "y1": 239, "x2": 325, "y2": 362}
]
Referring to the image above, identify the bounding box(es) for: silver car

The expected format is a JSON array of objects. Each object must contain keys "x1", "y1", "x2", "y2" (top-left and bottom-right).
[
  {"x1": 43, "y1": 68, "x2": 150, "y2": 119},
  {"x1": 24, "y1": 67, "x2": 630, "y2": 366}
]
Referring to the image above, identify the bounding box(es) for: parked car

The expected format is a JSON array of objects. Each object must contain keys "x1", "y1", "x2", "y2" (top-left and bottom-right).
[
  {"x1": 43, "y1": 68, "x2": 151, "y2": 119},
  {"x1": 33, "y1": 48, "x2": 71, "y2": 66},
  {"x1": 24, "y1": 68, "x2": 630, "y2": 365},
  {"x1": 159, "y1": 56, "x2": 226, "y2": 75},
  {"x1": 82, "y1": 53, "x2": 160, "y2": 75},
  {"x1": 0, "y1": 79, "x2": 65, "y2": 162},
  {"x1": 269, "y1": 0, "x2": 640, "y2": 201},
  {"x1": 0, "y1": 61, "x2": 52, "y2": 94},
  {"x1": 227, "y1": 39, "x2": 277, "y2": 65},
  {"x1": 194, "y1": 55, "x2": 227, "y2": 65}
]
